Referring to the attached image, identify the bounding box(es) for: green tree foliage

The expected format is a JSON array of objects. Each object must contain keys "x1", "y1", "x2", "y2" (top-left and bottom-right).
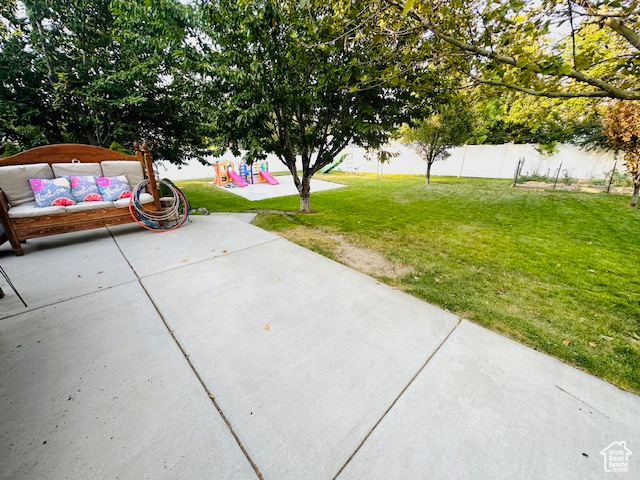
[
  {"x1": 401, "y1": 100, "x2": 472, "y2": 183},
  {"x1": 466, "y1": 87, "x2": 606, "y2": 153},
  {"x1": 394, "y1": 0, "x2": 640, "y2": 100},
  {"x1": 197, "y1": 0, "x2": 437, "y2": 211},
  {"x1": 0, "y1": 0, "x2": 210, "y2": 163}
]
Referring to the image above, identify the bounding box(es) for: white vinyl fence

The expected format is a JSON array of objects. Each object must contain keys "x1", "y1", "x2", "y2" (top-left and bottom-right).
[
  {"x1": 160, "y1": 141, "x2": 623, "y2": 181},
  {"x1": 335, "y1": 142, "x2": 623, "y2": 180}
]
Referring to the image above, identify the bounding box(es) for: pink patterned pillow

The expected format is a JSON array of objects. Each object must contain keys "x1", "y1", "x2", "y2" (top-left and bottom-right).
[
  {"x1": 95, "y1": 175, "x2": 132, "y2": 201},
  {"x1": 68, "y1": 175, "x2": 104, "y2": 202},
  {"x1": 28, "y1": 178, "x2": 76, "y2": 207}
]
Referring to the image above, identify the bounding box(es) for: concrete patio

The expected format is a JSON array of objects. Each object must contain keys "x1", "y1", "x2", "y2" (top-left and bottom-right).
[{"x1": 1, "y1": 216, "x2": 638, "y2": 479}]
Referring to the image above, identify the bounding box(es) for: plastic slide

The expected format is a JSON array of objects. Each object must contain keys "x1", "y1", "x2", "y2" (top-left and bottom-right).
[
  {"x1": 320, "y1": 153, "x2": 347, "y2": 174},
  {"x1": 228, "y1": 169, "x2": 248, "y2": 187},
  {"x1": 260, "y1": 171, "x2": 279, "y2": 185}
]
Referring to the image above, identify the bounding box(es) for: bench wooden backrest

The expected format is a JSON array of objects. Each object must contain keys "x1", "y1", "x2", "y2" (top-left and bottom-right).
[{"x1": 0, "y1": 143, "x2": 141, "y2": 167}]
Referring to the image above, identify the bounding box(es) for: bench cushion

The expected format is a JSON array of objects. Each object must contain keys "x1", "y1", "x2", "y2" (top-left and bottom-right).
[
  {"x1": 8, "y1": 197, "x2": 152, "y2": 217},
  {"x1": 0, "y1": 163, "x2": 54, "y2": 207},
  {"x1": 52, "y1": 163, "x2": 102, "y2": 177},
  {"x1": 101, "y1": 161, "x2": 144, "y2": 187},
  {"x1": 65, "y1": 201, "x2": 114, "y2": 213},
  {"x1": 114, "y1": 192, "x2": 154, "y2": 208},
  {"x1": 8, "y1": 202, "x2": 66, "y2": 218}
]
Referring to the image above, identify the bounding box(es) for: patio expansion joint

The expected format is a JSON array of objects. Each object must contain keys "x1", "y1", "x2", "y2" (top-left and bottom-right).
[
  {"x1": 332, "y1": 316, "x2": 463, "y2": 480},
  {"x1": 107, "y1": 229, "x2": 265, "y2": 480},
  {"x1": 0, "y1": 279, "x2": 138, "y2": 322},
  {"x1": 555, "y1": 384, "x2": 610, "y2": 419},
  {"x1": 133, "y1": 237, "x2": 282, "y2": 281}
]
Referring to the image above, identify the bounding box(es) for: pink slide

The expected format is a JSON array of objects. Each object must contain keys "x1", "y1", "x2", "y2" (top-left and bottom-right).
[
  {"x1": 260, "y1": 171, "x2": 279, "y2": 185},
  {"x1": 228, "y1": 170, "x2": 248, "y2": 187}
]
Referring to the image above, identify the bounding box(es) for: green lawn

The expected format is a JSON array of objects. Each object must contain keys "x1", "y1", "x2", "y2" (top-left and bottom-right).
[{"x1": 178, "y1": 174, "x2": 640, "y2": 394}]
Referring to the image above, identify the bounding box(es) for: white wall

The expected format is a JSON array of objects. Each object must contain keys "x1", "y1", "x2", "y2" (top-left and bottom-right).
[
  {"x1": 336, "y1": 142, "x2": 622, "y2": 180},
  {"x1": 159, "y1": 142, "x2": 623, "y2": 181}
]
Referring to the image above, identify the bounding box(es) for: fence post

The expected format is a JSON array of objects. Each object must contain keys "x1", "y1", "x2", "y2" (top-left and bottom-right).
[
  {"x1": 607, "y1": 159, "x2": 617, "y2": 193},
  {"x1": 458, "y1": 144, "x2": 467, "y2": 177},
  {"x1": 512, "y1": 157, "x2": 523, "y2": 187},
  {"x1": 553, "y1": 162, "x2": 563, "y2": 189}
]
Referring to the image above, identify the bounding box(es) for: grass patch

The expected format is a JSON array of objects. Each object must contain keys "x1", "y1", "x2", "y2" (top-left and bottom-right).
[{"x1": 178, "y1": 174, "x2": 640, "y2": 394}]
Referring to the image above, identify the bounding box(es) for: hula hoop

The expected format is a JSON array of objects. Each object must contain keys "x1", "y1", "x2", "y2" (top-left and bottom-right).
[{"x1": 129, "y1": 179, "x2": 190, "y2": 232}]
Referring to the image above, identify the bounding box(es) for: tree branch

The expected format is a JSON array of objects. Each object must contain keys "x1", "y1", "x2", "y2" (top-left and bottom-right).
[
  {"x1": 604, "y1": 17, "x2": 640, "y2": 51},
  {"x1": 391, "y1": 0, "x2": 640, "y2": 100},
  {"x1": 574, "y1": 0, "x2": 640, "y2": 51},
  {"x1": 568, "y1": 0, "x2": 577, "y2": 67},
  {"x1": 469, "y1": 75, "x2": 612, "y2": 98}
]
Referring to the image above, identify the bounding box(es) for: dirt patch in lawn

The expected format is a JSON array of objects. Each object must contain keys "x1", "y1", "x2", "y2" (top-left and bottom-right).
[
  {"x1": 517, "y1": 182, "x2": 633, "y2": 194},
  {"x1": 276, "y1": 226, "x2": 413, "y2": 278},
  {"x1": 327, "y1": 233, "x2": 413, "y2": 278}
]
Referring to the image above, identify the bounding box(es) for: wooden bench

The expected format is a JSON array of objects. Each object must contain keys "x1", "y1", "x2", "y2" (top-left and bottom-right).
[{"x1": 0, "y1": 143, "x2": 161, "y2": 256}]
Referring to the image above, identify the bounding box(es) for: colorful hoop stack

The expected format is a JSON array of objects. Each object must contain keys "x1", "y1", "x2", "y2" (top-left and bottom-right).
[{"x1": 129, "y1": 180, "x2": 190, "y2": 232}]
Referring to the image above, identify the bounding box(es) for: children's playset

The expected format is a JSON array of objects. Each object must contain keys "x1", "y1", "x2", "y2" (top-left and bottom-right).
[{"x1": 213, "y1": 160, "x2": 279, "y2": 188}]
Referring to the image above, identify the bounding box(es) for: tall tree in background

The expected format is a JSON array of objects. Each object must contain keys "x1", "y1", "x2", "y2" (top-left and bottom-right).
[
  {"x1": 197, "y1": 0, "x2": 438, "y2": 211},
  {"x1": 604, "y1": 101, "x2": 640, "y2": 206},
  {"x1": 393, "y1": 0, "x2": 640, "y2": 100},
  {"x1": 0, "y1": 0, "x2": 209, "y2": 163},
  {"x1": 401, "y1": 99, "x2": 472, "y2": 183},
  {"x1": 465, "y1": 86, "x2": 606, "y2": 153}
]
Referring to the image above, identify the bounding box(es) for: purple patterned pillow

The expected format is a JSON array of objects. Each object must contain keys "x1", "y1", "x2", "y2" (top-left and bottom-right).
[
  {"x1": 28, "y1": 178, "x2": 76, "y2": 207},
  {"x1": 95, "y1": 175, "x2": 132, "y2": 202},
  {"x1": 68, "y1": 175, "x2": 104, "y2": 202}
]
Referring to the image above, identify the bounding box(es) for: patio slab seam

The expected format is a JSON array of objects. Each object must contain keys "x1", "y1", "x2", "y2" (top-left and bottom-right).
[
  {"x1": 554, "y1": 384, "x2": 610, "y2": 419},
  {"x1": 107, "y1": 228, "x2": 264, "y2": 479},
  {"x1": 0, "y1": 279, "x2": 138, "y2": 322},
  {"x1": 137, "y1": 280, "x2": 264, "y2": 480},
  {"x1": 108, "y1": 227, "x2": 282, "y2": 281},
  {"x1": 332, "y1": 316, "x2": 463, "y2": 480}
]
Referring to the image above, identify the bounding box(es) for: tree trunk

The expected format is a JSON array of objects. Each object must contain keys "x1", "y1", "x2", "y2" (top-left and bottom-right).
[
  {"x1": 631, "y1": 182, "x2": 640, "y2": 207},
  {"x1": 425, "y1": 162, "x2": 432, "y2": 184},
  {"x1": 299, "y1": 175, "x2": 311, "y2": 213}
]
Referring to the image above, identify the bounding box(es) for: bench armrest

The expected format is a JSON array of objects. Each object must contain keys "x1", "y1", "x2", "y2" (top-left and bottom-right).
[
  {"x1": 0, "y1": 188, "x2": 24, "y2": 255},
  {"x1": 0, "y1": 188, "x2": 9, "y2": 218}
]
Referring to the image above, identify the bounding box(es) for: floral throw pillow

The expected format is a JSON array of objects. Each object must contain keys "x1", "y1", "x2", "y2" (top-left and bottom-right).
[
  {"x1": 28, "y1": 178, "x2": 76, "y2": 207},
  {"x1": 95, "y1": 175, "x2": 132, "y2": 202},
  {"x1": 68, "y1": 175, "x2": 104, "y2": 202}
]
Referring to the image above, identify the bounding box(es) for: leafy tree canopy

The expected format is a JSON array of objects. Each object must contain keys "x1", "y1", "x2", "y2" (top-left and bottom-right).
[
  {"x1": 465, "y1": 87, "x2": 606, "y2": 153},
  {"x1": 393, "y1": 0, "x2": 640, "y2": 100},
  {"x1": 0, "y1": 0, "x2": 210, "y2": 163},
  {"x1": 196, "y1": 0, "x2": 442, "y2": 211}
]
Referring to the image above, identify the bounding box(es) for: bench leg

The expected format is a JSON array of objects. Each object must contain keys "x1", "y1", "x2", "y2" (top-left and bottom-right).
[
  {"x1": 1, "y1": 222, "x2": 24, "y2": 256},
  {"x1": 9, "y1": 239, "x2": 24, "y2": 256}
]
